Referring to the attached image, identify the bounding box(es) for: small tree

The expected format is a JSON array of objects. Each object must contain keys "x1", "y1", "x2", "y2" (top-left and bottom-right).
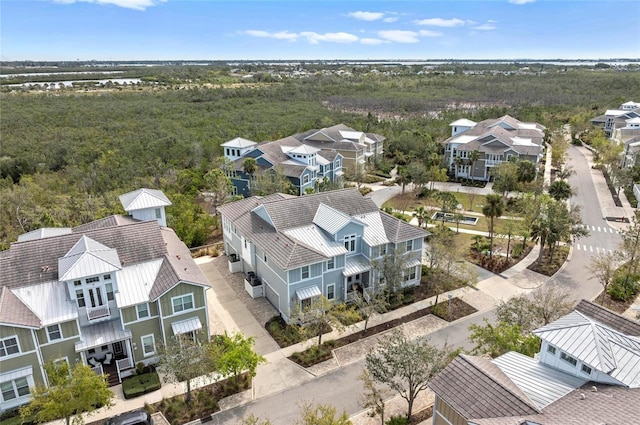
[
  {"x1": 589, "y1": 251, "x2": 622, "y2": 306},
  {"x1": 358, "y1": 369, "x2": 391, "y2": 425},
  {"x1": 372, "y1": 246, "x2": 411, "y2": 305},
  {"x1": 468, "y1": 149, "x2": 481, "y2": 180},
  {"x1": 216, "y1": 332, "x2": 266, "y2": 383},
  {"x1": 295, "y1": 402, "x2": 352, "y2": 425},
  {"x1": 469, "y1": 320, "x2": 541, "y2": 358},
  {"x1": 482, "y1": 194, "x2": 505, "y2": 259},
  {"x1": 155, "y1": 332, "x2": 219, "y2": 403},
  {"x1": 548, "y1": 180, "x2": 573, "y2": 201},
  {"x1": 21, "y1": 361, "x2": 113, "y2": 425},
  {"x1": 492, "y1": 161, "x2": 519, "y2": 198},
  {"x1": 352, "y1": 287, "x2": 388, "y2": 334},
  {"x1": 365, "y1": 329, "x2": 456, "y2": 419},
  {"x1": 436, "y1": 191, "x2": 457, "y2": 224},
  {"x1": 292, "y1": 295, "x2": 344, "y2": 346},
  {"x1": 202, "y1": 167, "x2": 232, "y2": 213}
]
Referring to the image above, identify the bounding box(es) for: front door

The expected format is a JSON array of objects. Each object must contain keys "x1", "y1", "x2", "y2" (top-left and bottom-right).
[{"x1": 113, "y1": 341, "x2": 124, "y2": 358}]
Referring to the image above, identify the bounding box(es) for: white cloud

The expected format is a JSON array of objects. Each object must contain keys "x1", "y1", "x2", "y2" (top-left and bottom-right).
[
  {"x1": 360, "y1": 38, "x2": 387, "y2": 45},
  {"x1": 300, "y1": 32, "x2": 359, "y2": 44},
  {"x1": 419, "y1": 30, "x2": 443, "y2": 37},
  {"x1": 53, "y1": 0, "x2": 164, "y2": 11},
  {"x1": 378, "y1": 30, "x2": 420, "y2": 43},
  {"x1": 348, "y1": 11, "x2": 385, "y2": 21},
  {"x1": 414, "y1": 18, "x2": 465, "y2": 27},
  {"x1": 473, "y1": 20, "x2": 497, "y2": 30},
  {"x1": 383, "y1": 16, "x2": 398, "y2": 23},
  {"x1": 509, "y1": 0, "x2": 535, "y2": 4},
  {"x1": 244, "y1": 30, "x2": 298, "y2": 41}
]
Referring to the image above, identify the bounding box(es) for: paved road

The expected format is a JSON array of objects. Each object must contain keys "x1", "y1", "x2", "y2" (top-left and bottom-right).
[{"x1": 209, "y1": 310, "x2": 493, "y2": 424}]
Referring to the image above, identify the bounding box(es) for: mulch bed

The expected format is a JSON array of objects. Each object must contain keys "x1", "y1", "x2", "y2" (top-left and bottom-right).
[
  {"x1": 410, "y1": 406, "x2": 433, "y2": 424},
  {"x1": 593, "y1": 291, "x2": 637, "y2": 314},
  {"x1": 527, "y1": 246, "x2": 569, "y2": 276},
  {"x1": 468, "y1": 243, "x2": 534, "y2": 274}
]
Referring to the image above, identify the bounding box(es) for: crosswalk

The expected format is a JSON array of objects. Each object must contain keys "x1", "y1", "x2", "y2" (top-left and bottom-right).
[
  {"x1": 579, "y1": 224, "x2": 619, "y2": 234},
  {"x1": 574, "y1": 245, "x2": 615, "y2": 254}
]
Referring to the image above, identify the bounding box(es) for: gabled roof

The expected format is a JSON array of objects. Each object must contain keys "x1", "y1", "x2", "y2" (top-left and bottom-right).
[
  {"x1": 574, "y1": 299, "x2": 640, "y2": 336},
  {"x1": 450, "y1": 118, "x2": 477, "y2": 127},
  {"x1": 58, "y1": 235, "x2": 122, "y2": 281},
  {"x1": 313, "y1": 203, "x2": 356, "y2": 234},
  {"x1": 534, "y1": 310, "x2": 640, "y2": 387},
  {"x1": 0, "y1": 286, "x2": 40, "y2": 328},
  {"x1": 221, "y1": 137, "x2": 257, "y2": 148},
  {"x1": 119, "y1": 188, "x2": 172, "y2": 212}
]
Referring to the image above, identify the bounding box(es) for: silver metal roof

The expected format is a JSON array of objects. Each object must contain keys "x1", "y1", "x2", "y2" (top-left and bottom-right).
[
  {"x1": 283, "y1": 225, "x2": 348, "y2": 257},
  {"x1": 114, "y1": 259, "x2": 163, "y2": 308},
  {"x1": 12, "y1": 280, "x2": 78, "y2": 326},
  {"x1": 355, "y1": 212, "x2": 390, "y2": 247},
  {"x1": 17, "y1": 227, "x2": 72, "y2": 242},
  {"x1": 171, "y1": 317, "x2": 202, "y2": 335},
  {"x1": 493, "y1": 351, "x2": 587, "y2": 409},
  {"x1": 58, "y1": 236, "x2": 122, "y2": 281},
  {"x1": 343, "y1": 254, "x2": 371, "y2": 276},
  {"x1": 312, "y1": 203, "x2": 354, "y2": 234},
  {"x1": 221, "y1": 137, "x2": 257, "y2": 148},
  {"x1": 296, "y1": 285, "x2": 321, "y2": 300},
  {"x1": 119, "y1": 188, "x2": 172, "y2": 212},
  {"x1": 74, "y1": 320, "x2": 132, "y2": 351}
]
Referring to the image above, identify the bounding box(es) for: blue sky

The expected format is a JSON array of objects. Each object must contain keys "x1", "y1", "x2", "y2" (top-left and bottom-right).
[{"x1": 1, "y1": 0, "x2": 639, "y2": 61}]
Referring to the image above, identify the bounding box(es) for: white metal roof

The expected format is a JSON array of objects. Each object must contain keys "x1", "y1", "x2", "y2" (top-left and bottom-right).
[
  {"x1": 12, "y1": 280, "x2": 78, "y2": 326},
  {"x1": 312, "y1": 203, "x2": 355, "y2": 234},
  {"x1": 74, "y1": 320, "x2": 132, "y2": 351},
  {"x1": 626, "y1": 117, "x2": 640, "y2": 124},
  {"x1": 450, "y1": 134, "x2": 477, "y2": 145},
  {"x1": 518, "y1": 122, "x2": 541, "y2": 130},
  {"x1": 289, "y1": 144, "x2": 320, "y2": 155},
  {"x1": 114, "y1": 259, "x2": 163, "y2": 308},
  {"x1": 220, "y1": 137, "x2": 257, "y2": 148},
  {"x1": 283, "y1": 225, "x2": 348, "y2": 257},
  {"x1": 339, "y1": 130, "x2": 364, "y2": 141},
  {"x1": 605, "y1": 109, "x2": 627, "y2": 116},
  {"x1": 511, "y1": 136, "x2": 537, "y2": 146},
  {"x1": 119, "y1": 188, "x2": 172, "y2": 212},
  {"x1": 450, "y1": 118, "x2": 477, "y2": 127},
  {"x1": 171, "y1": 316, "x2": 202, "y2": 335},
  {"x1": 493, "y1": 351, "x2": 587, "y2": 409},
  {"x1": 296, "y1": 285, "x2": 321, "y2": 300},
  {"x1": 17, "y1": 227, "x2": 72, "y2": 242},
  {"x1": 343, "y1": 254, "x2": 371, "y2": 276},
  {"x1": 58, "y1": 236, "x2": 122, "y2": 281},
  {"x1": 363, "y1": 136, "x2": 377, "y2": 145},
  {"x1": 316, "y1": 155, "x2": 330, "y2": 165},
  {"x1": 354, "y1": 212, "x2": 389, "y2": 247}
]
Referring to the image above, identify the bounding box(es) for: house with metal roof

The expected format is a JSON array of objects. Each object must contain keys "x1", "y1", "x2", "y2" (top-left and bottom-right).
[
  {"x1": 591, "y1": 101, "x2": 640, "y2": 138},
  {"x1": 442, "y1": 115, "x2": 546, "y2": 182},
  {"x1": 223, "y1": 135, "x2": 344, "y2": 197},
  {"x1": 217, "y1": 188, "x2": 428, "y2": 322},
  {"x1": 429, "y1": 300, "x2": 640, "y2": 425},
  {"x1": 0, "y1": 189, "x2": 211, "y2": 412}
]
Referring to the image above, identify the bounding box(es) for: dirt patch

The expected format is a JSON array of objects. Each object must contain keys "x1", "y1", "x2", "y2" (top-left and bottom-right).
[
  {"x1": 410, "y1": 406, "x2": 433, "y2": 424},
  {"x1": 593, "y1": 292, "x2": 637, "y2": 314},
  {"x1": 527, "y1": 246, "x2": 569, "y2": 276}
]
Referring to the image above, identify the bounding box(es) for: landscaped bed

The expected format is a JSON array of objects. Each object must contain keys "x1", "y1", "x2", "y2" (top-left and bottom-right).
[{"x1": 527, "y1": 246, "x2": 569, "y2": 276}]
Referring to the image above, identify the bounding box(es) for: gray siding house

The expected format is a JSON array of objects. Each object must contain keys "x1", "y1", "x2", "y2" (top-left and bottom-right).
[
  {"x1": 217, "y1": 188, "x2": 429, "y2": 322},
  {"x1": 0, "y1": 189, "x2": 211, "y2": 412},
  {"x1": 443, "y1": 115, "x2": 545, "y2": 182}
]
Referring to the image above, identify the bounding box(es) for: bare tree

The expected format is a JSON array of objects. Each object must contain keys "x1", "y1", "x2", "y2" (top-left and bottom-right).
[
  {"x1": 358, "y1": 369, "x2": 391, "y2": 425},
  {"x1": 589, "y1": 251, "x2": 622, "y2": 306}
]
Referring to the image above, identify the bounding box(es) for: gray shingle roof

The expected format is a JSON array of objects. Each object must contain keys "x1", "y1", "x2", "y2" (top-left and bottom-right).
[
  {"x1": 574, "y1": 299, "x2": 640, "y2": 336},
  {"x1": 430, "y1": 354, "x2": 540, "y2": 420},
  {"x1": 0, "y1": 286, "x2": 40, "y2": 328}
]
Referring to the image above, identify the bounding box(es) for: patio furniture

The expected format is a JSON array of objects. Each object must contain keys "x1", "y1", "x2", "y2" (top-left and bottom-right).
[
  {"x1": 104, "y1": 352, "x2": 113, "y2": 365},
  {"x1": 88, "y1": 357, "x2": 99, "y2": 367}
]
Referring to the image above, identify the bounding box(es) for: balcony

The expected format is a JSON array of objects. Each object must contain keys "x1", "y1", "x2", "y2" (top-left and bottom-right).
[{"x1": 87, "y1": 305, "x2": 110, "y2": 321}]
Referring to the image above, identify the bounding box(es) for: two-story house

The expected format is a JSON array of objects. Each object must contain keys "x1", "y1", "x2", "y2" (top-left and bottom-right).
[
  {"x1": 443, "y1": 115, "x2": 545, "y2": 182},
  {"x1": 223, "y1": 136, "x2": 344, "y2": 197},
  {"x1": 591, "y1": 100, "x2": 640, "y2": 138},
  {"x1": 217, "y1": 188, "x2": 428, "y2": 322},
  {"x1": 429, "y1": 300, "x2": 640, "y2": 425},
  {"x1": 0, "y1": 189, "x2": 211, "y2": 412}
]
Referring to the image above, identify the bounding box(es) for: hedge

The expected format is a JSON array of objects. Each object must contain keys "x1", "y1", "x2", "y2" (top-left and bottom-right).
[{"x1": 122, "y1": 371, "x2": 161, "y2": 399}]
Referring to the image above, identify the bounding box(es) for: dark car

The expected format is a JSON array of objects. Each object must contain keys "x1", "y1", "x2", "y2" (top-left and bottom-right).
[{"x1": 104, "y1": 410, "x2": 153, "y2": 425}]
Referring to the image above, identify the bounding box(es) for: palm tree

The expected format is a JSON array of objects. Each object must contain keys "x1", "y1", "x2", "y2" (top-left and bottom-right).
[
  {"x1": 482, "y1": 194, "x2": 505, "y2": 259},
  {"x1": 468, "y1": 150, "x2": 482, "y2": 181},
  {"x1": 413, "y1": 206, "x2": 430, "y2": 228},
  {"x1": 453, "y1": 155, "x2": 463, "y2": 178},
  {"x1": 548, "y1": 180, "x2": 573, "y2": 201}
]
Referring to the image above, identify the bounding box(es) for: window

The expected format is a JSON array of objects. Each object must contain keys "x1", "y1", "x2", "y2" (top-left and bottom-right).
[
  {"x1": 547, "y1": 345, "x2": 556, "y2": 355},
  {"x1": 380, "y1": 244, "x2": 387, "y2": 256},
  {"x1": 263, "y1": 253, "x2": 268, "y2": 263},
  {"x1": 85, "y1": 276, "x2": 99, "y2": 284},
  {"x1": 344, "y1": 235, "x2": 356, "y2": 252},
  {"x1": 141, "y1": 335, "x2": 155, "y2": 357},
  {"x1": 327, "y1": 258, "x2": 335, "y2": 270},
  {"x1": 404, "y1": 267, "x2": 417, "y2": 282},
  {"x1": 327, "y1": 284, "x2": 335, "y2": 300},
  {"x1": 76, "y1": 289, "x2": 86, "y2": 308},
  {"x1": 103, "y1": 274, "x2": 111, "y2": 280},
  {"x1": 172, "y1": 294, "x2": 194, "y2": 314},
  {"x1": 406, "y1": 239, "x2": 414, "y2": 252},
  {"x1": 303, "y1": 174, "x2": 310, "y2": 185},
  {"x1": 47, "y1": 324, "x2": 62, "y2": 342},
  {"x1": 581, "y1": 364, "x2": 592, "y2": 375},
  {"x1": 560, "y1": 352, "x2": 577, "y2": 367},
  {"x1": 0, "y1": 337, "x2": 20, "y2": 357},
  {"x1": 74, "y1": 280, "x2": 82, "y2": 287},
  {"x1": 301, "y1": 266, "x2": 310, "y2": 280},
  {"x1": 105, "y1": 283, "x2": 114, "y2": 301},
  {"x1": 336, "y1": 158, "x2": 341, "y2": 168},
  {"x1": 1, "y1": 377, "x2": 29, "y2": 401},
  {"x1": 155, "y1": 208, "x2": 162, "y2": 219},
  {"x1": 88, "y1": 348, "x2": 95, "y2": 354},
  {"x1": 137, "y1": 303, "x2": 150, "y2": 320}
]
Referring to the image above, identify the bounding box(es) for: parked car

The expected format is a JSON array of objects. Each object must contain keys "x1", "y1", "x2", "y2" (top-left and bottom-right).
[{"x1": 104, "y1": 409, "x2": 153, "y2": 425}]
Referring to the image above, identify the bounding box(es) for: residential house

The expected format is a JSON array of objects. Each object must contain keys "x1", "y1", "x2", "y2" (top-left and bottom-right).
[
  {"x1": 591, "y1": 101, "x2": 640, "y2": 138},
  {"x1": 443, "y1": 115, "x2": 545, "y2": 182},
  {"x1": 223, "y1": 136, "x2": 344, "y2": 197},
  {"x1": 291, "y1": 124, "x2": 385, "y2": 176},
  {"x1": 0, "y1": 189, "x2": 211, "y2": 412},
  {"x1": 429, "y1": 300, "x2": 640, "y2": 425},
  {"x1": 217, "y1": 188, "x2": 428, "y2": 322}
]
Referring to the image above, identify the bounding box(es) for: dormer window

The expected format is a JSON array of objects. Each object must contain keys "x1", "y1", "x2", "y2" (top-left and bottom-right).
[{"x1": 155, "y1": 208, "x2": 162, "y2": 219}]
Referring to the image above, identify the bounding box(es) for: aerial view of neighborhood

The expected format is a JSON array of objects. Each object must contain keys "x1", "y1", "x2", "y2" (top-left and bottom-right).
[{"x1": 1, "y1": 1, "x2": 640, "y2": 424}]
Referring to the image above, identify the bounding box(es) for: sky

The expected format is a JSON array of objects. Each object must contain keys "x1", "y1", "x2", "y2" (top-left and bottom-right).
[{"x1": 1, "y1": 0, "x2": 639, "y2": 61}]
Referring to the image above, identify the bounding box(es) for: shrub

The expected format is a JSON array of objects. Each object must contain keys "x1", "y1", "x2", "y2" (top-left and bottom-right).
[
  {"x1": 289, "y1": 340, "x2": 337, "y2": 367},
  {"x1": 331, "y1": 303, "x2": 362, "y2": 326},
  {"x1": 607, "y1": 274, "x2": 640, "y2": 302},
  {"x1": 265, "y1": 316, "x2": 305, "y2": 347},
  {"x1": 386, "y1": 415, "x2": 409, "y2": 425},
  {"x1": 0, "y1": 408, "x2": 36, "y2": 425},
  {"x1": 359, "y1": 187, "x2": 373, "y2": 196},
  {"x1": 122, "y1": 371, "x2": 161, "y2": 399},
  {"x1": 136, "y1": 362, "x2": 146, "y2": 375}
]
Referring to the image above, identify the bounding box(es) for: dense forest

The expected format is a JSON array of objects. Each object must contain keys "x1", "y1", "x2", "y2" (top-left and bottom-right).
[{"x1": 2, "y1": 64, "x2": 640, "y2": 249}]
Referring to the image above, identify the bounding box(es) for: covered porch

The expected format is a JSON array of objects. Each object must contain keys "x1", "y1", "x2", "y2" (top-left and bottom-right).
[
  {"x1": 343, "y1": 255, "x2": 372, "y2": 302},
  {"x1": 75, "y1": 320, "x2": 135, "y2": 386}
]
